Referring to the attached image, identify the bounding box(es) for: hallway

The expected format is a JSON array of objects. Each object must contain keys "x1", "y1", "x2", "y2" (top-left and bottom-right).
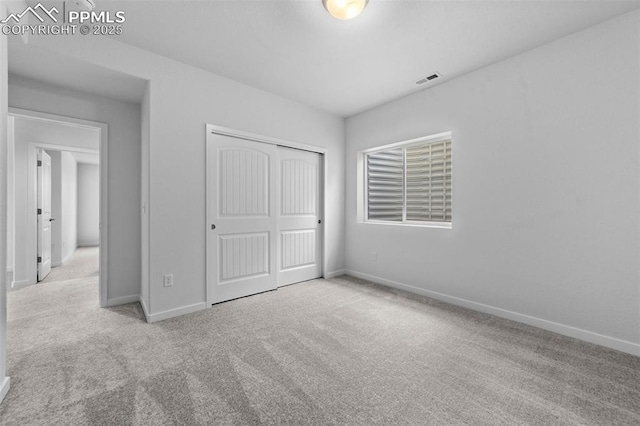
[{"x1": 40, "y1": 247, "x2": 99, "y2": 285}]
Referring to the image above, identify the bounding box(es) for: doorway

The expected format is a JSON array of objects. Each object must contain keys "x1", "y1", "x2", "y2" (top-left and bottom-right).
[
  {"x1": 206, "y1": 126, "x2": 325, "y2": 305},
  {"x1": 7, "y1": 108, "x2": 108, "y2": 307}
]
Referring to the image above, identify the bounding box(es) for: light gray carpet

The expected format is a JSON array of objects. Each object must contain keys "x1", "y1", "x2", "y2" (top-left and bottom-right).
[
  {"x1": 1, "y1": 253, "x2": 639, "y2": 425},
  {"x1": 41, "y1": 246, "x2": 99, "y2": 284}
]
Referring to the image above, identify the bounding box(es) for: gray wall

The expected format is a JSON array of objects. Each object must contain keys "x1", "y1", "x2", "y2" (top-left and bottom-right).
[
  {"x1": 6, "y1": 118, "x2": 13, "y2": 273},
  {"x1": 140, "y1": 84, "x2": 150, "y2": 313},
  {"x1": 345, "y1": 11, "x2": 640, "y2": 354},
  {"x1": 77, "y1": 163, "x2": 100, "y2": 247},
  {"x1": 48, "y1": 151, "x2": 62, "y2": 267},
  {"x1": 60, "y1": 152, "x2": 77, "y2": 262}
]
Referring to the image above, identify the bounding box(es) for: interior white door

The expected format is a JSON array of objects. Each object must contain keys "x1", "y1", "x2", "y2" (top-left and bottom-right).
[
  {"x1": 277, "y1": 147, "x2": 323, "y2": 286},
  {"x1": 37, "y1": 149, "x2": 52, "y2": 281},
  {"x1": 207, "y1": 135, "x2": 278, "y2": 304}
]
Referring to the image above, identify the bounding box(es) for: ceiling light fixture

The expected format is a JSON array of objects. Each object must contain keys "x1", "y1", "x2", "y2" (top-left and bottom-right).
[
  {"x1": 322, "y1": 0, "x2": 368, "y2": 20},
  {"x1": 69, "y1": 0, "x2": 96, "y2": 11}
]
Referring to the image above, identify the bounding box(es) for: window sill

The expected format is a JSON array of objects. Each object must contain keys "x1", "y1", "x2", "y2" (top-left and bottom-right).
[{"x1": 360, "y1": 220, "x2": 452, "y2": 229}]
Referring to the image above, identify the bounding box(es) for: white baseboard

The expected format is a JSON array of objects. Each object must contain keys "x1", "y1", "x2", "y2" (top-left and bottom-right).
[
  {"x1": 77, "y1": 242, "x2": 99, "y2": 248},
  {"x1": 107, "y1": 294, "x2": 140, "y2": 307},
  {"x1": 139, "y1": 298, "x2": 150, "y2": 322},
  {"x1": 324, "y1": 269, "x2": 346, "y2": 279},
  {"x1": 345, "y1": 270, "x2": 640, "y2": 357},
  {"x1": 10, "y1": 280, "x2": 31, "y2": 290},
  {"x1": 145, "y1": 302, "x2": 207, "y2": 324},
  {"x1": 51, "y1": 261, "x2": 62, "y2": 268},
  {"x1": 0, "y1": 376, "x2": 10, "y2": 404}
]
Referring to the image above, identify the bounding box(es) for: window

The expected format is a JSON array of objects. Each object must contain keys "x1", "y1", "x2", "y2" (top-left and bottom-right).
[{"x1": 365, "y1": 135, "x2": 452, "y2": 226}]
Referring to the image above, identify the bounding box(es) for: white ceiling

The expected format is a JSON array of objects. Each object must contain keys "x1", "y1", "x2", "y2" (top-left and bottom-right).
[
  {"x1": 8, "y1": 39, "x2": 147, "y2": 104},
  {"x1": 11, "y1": 1, "x2": 640, "y2": 116},
  {"x1": 98, "y1": 0, "x2": 640, "y2": 116}
]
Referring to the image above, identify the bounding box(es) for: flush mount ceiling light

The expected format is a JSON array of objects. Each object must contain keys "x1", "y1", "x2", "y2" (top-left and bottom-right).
[
  {"x1": 69, "y1": 0, "x2": 96, "y2": 11},
  {"x1": 322, "y1": 0, "x2": 369, "y2": 20}
]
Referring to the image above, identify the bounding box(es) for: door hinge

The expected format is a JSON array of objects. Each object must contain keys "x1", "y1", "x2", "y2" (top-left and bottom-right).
[
  {"x1": 37, "y1": 160, "x2": 42, "y2": 166},
  {"x1": 37, "y1": 256, "x2": 42, "y2": 263},
  {"x1": 37, "y1": 208, "x2": 42, "y2": 215}
]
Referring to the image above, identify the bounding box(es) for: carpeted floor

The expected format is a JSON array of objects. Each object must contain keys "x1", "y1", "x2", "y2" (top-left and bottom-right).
[
  {"x1": 1, "y1": 251, "x2": 639, "y2": 425},
  {"x1": 40, "y1": 246, "x2": 99, "y2": 284}
]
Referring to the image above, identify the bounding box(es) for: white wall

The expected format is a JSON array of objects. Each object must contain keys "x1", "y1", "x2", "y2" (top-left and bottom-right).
[
  {"x1": 0, "y1": 0, "x2": 10, "y2": 402},
  {"x1": 77, "y1": 163, "x2": 99, "y2": 247},
  {"x1": 345, "y1": 11, "x2": 640, "y2": 355},
  {"x1": 140, "y1": 83, "x2": 150, "y2": 314},
  {"x1": 48, "y1": 151, "x2": 62, "y2": 267},
  {"x1": 6, "y1": 118, "x2": 13, "y2": 273},
  {"x1": 8, "y1": 118, "x2": 27, "y2": 288},
  {"x1": 60, "y1": 152, "x2": 77, "y2": 262},
  {"x1": 8, "y1": 76, "x2": 142, "y2": 304},
  {"x1": 24, "y1": 30, "x2": 345, "y2": 321}
]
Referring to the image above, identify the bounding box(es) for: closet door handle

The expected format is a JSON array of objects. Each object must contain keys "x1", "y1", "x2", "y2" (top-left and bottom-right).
[{"x1": 211, "y1": 224, "x2": 216, "y2": 230}]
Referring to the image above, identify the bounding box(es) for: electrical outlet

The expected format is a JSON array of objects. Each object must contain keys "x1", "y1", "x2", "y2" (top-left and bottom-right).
[
  {"x1": 371, "y1": 251, "x2": 377, "y2": 261},
  {"x1": 163, "y1": 274, "x2": 174, "y2": 287}
]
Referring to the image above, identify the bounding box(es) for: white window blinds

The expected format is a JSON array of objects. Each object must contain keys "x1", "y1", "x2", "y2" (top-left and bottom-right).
[
  {"x1": 406, "y1": 139, "x2": 452, "y2": 222},
  {"x1": 366, "y1": 138, "x2": 452, "y2": 224}
]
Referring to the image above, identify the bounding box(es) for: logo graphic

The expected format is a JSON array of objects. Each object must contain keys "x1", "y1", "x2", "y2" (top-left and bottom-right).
[
  {"x1": 1, "y1": 3, "x2": 59, "y2": 24},
  {"x1": 2, "y1": 1, "x2": 125, "y2": 37}
]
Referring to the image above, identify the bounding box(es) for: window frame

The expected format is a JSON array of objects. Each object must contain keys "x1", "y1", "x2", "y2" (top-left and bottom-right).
[{"x1": 361, "y1": 132, "x2": 452, "y2": 229}]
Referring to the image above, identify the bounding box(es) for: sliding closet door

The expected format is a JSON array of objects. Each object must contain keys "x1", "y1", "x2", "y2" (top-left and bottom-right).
[
  {"x1": 207, "y1": 135, "x2": 278, "y2": 304},
  {"x1": 277, "y1": 147, "x2": 323, "y2": 286}
]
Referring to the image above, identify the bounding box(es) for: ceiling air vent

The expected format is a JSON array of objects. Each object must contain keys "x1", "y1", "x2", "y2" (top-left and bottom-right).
[{"x1": 416, "y1": 73, "x2": 441, "y2": 85}]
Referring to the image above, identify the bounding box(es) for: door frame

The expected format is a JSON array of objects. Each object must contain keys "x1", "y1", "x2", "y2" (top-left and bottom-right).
[
  {"x1": 9, "y1": 108, "x2": 109, "y2": 308},
  {"x1": 205, "y1": 124, "x2": 327, "y2": 306}
]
